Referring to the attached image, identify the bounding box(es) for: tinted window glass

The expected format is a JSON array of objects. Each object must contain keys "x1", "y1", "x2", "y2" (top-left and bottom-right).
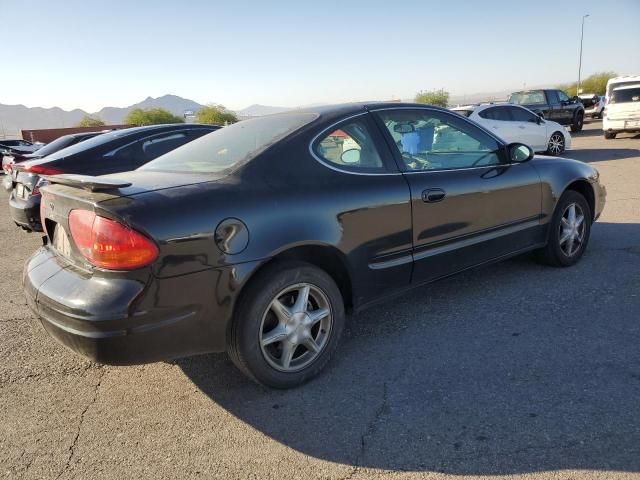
[
  {"x1": 315, "y1": 119, "x2": 383, "y2": 171},
  {"x1": 546, "y1": 90, "x2": 559, "y2": 105},
  {"x1": 479, "y1": 106, "x2": 511, "y2": 121},
  {"x1": 509, "y1": 106, "x2": 537, "y2": 122},
  {"x1": 28, "y1": 135, "x2": 78, "y2": 157},
  {"x1": 376, "y1": 109, "x2": 501, "y2": 172},
  {"x1": 142, "y1": 113, "x2": 318, "y2": 174},
  {"x1": 610, "y1": 87, "x2": 640, "y2": 104},
  {"x1": 557, "y1": 91, "x2": 570, "y2": 102},
  {"x1": 142, "y1": 133, "x2": 187, "y2": 161},
  {"x1": 509, "y1": 91, "x2": 546, "y2": 105}
]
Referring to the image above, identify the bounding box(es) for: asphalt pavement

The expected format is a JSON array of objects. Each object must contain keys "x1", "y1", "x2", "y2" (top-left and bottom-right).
[{"x1": 1, "y1": 120, "x2": 639, "y2": 480}]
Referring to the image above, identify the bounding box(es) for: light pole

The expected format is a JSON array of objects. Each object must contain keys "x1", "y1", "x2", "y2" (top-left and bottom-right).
[{"x1": 577, "y1": 14, "x2": 590, "y2": 95}]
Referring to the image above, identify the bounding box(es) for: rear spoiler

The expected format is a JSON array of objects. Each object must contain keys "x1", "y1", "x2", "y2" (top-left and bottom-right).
[{"x1": 40, "y1": 174, "x2": 132, "y2": 192}]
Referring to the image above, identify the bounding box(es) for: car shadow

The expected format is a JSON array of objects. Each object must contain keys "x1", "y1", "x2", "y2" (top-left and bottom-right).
[
  {"x1": 562, "y1": 148, "x2": 640, "y2": 163},
  {"x1": 178, "y1": 221, "x2": 640, "y2": 475}
]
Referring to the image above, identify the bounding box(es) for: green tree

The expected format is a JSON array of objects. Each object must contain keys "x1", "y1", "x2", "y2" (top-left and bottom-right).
[
  {"x1": 415, "y1": 89, "x2": 450, "y2": 107},
  {"x1": 76, "y1": 115, "x2": 105, "y2": 127},
  {"x1": 124, "y1": 107, "x2": 184, "y2": 126},
  {"x1": 195, "y1": 104, "x2": 238, "y2": 125},
  {"x1": 557, "y1": 71, "x2": 617, "y2": 96}
]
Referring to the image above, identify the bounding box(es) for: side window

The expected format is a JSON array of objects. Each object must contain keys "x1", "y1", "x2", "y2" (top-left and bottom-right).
[
  {"x1": 509, "y1": 106, "x2": 537, "y2": 122},
  {"x1": 558, "y1": 91, "x2": 570, "y2": 103},
  {"x1": 478, "y1": 107, "x2": 497, "y2": 120},
  {"x1": 141, "y1": 132, "x2": 188, "y2": 162},
  {"x1": 315, "y1": 119, "x2": 384, "y2": 171},
  {"x1": 547, "y1": 91, "x2": 560, "y2": 105},
  {"x1": 375, "y1": 109, "x2": 502, "y2": 172},
  {"x1": 478, "y1": 107, "x2": 510, "y2": 121}
]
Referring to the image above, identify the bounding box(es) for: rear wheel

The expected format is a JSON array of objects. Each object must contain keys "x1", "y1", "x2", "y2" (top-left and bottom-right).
[
  {"x1": 546, "y1": 132, "x2": 565, "y2": 155},
  {"x1": 228, "y1": 261, "x2": 345, "y2": 388},
  {"x1": 535, "y1": 191, "x2": 591, "y2": 267},
  {"x1": 570, "y1": 111, "x2": 584, "y2": 132},
  {"x1": 604, "y1": 131, "x2": 617, "y2": 139}
]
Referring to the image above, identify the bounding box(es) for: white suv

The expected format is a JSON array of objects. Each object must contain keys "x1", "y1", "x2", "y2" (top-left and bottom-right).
[
  {"x1": 451, "y1": 103, "x2": 572, "y2": 155},
  {"x1": 603, "y1": 84, "x2": 640, "y2": 139}
]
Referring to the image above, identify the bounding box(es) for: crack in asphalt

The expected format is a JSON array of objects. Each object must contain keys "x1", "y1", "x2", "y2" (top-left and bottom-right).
[
  {"x1": 340, "y1": 382, "x2": 390, "y2": 480},
  {"x1": 54, "y1": 367, "x2": 106, "y2": 480}
]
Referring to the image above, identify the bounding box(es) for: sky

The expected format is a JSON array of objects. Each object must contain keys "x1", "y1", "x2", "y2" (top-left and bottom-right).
[{"x1": 1, "y1": 0, "x2": 639, "y2": 112}]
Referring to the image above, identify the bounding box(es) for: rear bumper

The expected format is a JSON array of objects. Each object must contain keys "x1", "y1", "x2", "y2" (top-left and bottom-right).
[
  {"x1": 603, "y1": 118, "x2": 640, "y2": 133},
  {"x1": 23, "y1": 247, "x2": 261, "y2": 364},
  {"x1": 9, "y1": 191, "x2": 41, "y2": 231}
]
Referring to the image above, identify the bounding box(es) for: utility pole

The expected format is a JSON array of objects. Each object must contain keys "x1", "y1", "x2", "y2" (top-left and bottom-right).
[{"x1": 577, "y1": 14, "x2": 590, "y2": 95}]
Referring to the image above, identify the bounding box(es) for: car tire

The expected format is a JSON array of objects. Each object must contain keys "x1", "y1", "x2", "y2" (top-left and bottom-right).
[
  {"x1": 546, "y1": 131, "x2": 566, "y2": 155},
  {"x1": 534, "y1": 190, "x2": 592, "y2": 267},
  {"x1": 227, "y1": 260, "x2": 345, "y2": 389},
  {"x1": 604, "y1": 131, "x2": 617, "y2": 139},
  {"x1": 570, "y1": 111, "x2": 584, "y2": 132}
]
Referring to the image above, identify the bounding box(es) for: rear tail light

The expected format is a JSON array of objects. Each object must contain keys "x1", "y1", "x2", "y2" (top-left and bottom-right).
[
  {"x1": 68, "y1": 209, "x2": 158, "y2": 270},
  {"x1": 19, "y1": 164, "x2": 63, "y2": 175}
]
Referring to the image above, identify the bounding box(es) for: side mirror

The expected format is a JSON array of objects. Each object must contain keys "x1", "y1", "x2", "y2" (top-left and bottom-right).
[
  {"x1": 341, "y1": 148, "x2": 361, "y2": 164},
  {"x1": 507, "y1": 143, "x2": 534, "y2": 163}
]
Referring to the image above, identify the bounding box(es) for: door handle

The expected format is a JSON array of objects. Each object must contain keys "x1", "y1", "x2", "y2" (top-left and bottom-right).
[{"x1": 422, "y1": 188, "x2": 446, "y2": 203}]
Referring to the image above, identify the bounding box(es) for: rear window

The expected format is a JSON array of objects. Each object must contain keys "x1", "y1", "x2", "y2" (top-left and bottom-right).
[
  {"x1": 509, "y1": 91, "x2": 546, "y2": 105},
  {"x1": 610, "y1": 87, "x2": 640, "y2": 104},
  {"x1": 141, "y1": 113, "x2": 318, "y2": 174}
]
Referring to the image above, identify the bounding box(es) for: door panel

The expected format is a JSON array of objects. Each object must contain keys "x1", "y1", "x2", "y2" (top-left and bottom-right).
[
  {"x1": 406, "y1": 164, "x2": 542, "y2": 282},
  {"x1": 372, "y1": 107, "x2": 543, "y2": 284}
]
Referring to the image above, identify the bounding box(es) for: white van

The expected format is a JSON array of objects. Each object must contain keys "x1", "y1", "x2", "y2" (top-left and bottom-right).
[{"x1": 603, "y1": 84, "x2": 640, "y2": 139}]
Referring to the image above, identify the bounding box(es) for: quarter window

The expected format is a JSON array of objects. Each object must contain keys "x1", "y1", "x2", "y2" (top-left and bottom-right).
[
  {"x1": 558, "y1": 91, "x2": 570, "y2": 102},
  {"x1": 478, "y1": 106, "x2": 511, "y2": 121},
  {"x1": 315, "y1": 119, "x2": 384, "y2": 171},
  {"x1": 375, "y1": 109, "x2": 502, "y2": 172}
]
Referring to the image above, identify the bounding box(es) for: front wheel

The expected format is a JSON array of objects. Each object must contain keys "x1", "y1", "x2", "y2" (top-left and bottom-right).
[
  {"x1": 535, "y1": 191, "x2": 592, "y2": 267},
  {"x1": 570, "y1": 112, "x2": 584, "y2": 132},
  {"x1": 228, "y1": 261, "x2": 345, "y2": 388},
  {"x1": 546, "y1": 132, "x2": 566, "y2": 155}
]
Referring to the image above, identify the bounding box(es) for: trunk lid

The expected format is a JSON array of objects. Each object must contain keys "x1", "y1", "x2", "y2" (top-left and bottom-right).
[{"x1": 39, "y1": 170, "x2": 225, "y2": 269}]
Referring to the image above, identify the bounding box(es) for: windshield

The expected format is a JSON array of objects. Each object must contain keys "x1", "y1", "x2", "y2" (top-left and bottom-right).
[
  {"x1": 610, "y1": 86, "x2": 640, "y2": 104},
  {"x1": 141, "y1": 112, "x2": 319, "y2": 174},
  {"x1": 509, "y1": 91, "x2": 546, "y2": 105}
]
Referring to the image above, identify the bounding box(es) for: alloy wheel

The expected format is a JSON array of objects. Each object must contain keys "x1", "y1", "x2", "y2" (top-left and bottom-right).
[
  {"x1": 548, "y1": 134, "x2": 565, "y2": 154},
  {"x1": 558, "y1": 203, "x2": 585, "y2": 257},
  {"x1": 259, "y1": 283, "x2": 332, "y2": 372}
]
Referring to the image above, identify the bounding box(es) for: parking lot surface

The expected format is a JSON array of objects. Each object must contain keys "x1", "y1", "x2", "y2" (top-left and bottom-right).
[{"x1": 1, "y1": 120, "x2": 639, "y2": 480}]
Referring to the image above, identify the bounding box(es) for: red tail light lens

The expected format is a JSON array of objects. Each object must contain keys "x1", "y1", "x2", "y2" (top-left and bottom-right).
[
  {"x1": 68, "y1": 210, "x2": 158, "y2": 270},
  {"x1": 20, "y1": 164, "x2": 63, "y2": 175}
]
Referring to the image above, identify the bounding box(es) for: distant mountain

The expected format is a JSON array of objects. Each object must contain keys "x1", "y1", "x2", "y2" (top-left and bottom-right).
[
  {"x1": 0, "y1": 94, "x2": 206, "y2": 138},
  {"x1": 235, "y1": 104, "x2": 290, "y2": 117},
  {"x1": 95, "y1": 95, "x2": 204, "y2": 125}
]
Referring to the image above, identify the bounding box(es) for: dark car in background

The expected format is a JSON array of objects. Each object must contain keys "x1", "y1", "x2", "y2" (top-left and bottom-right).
[
  {"x1": 2, "y1": 131, "x2": 106, "y2": 174},
  {"x1": 0, "y1": 139, "x2": 42, "y2": 156},
  {"x1": 25, "y1": 103, "x2": 606, "y2": 388},
  {"x1": 508, "y1": 89, "x2": 585, "y2": 132},
  {"x1": 7, "y1": 124, "x2": 219, "y2": 231}
]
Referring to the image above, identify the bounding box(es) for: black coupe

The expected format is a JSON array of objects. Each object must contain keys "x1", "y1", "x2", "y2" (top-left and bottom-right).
[{"x1": 25, "y1": 103, "x2": 606, "y2": 388}]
